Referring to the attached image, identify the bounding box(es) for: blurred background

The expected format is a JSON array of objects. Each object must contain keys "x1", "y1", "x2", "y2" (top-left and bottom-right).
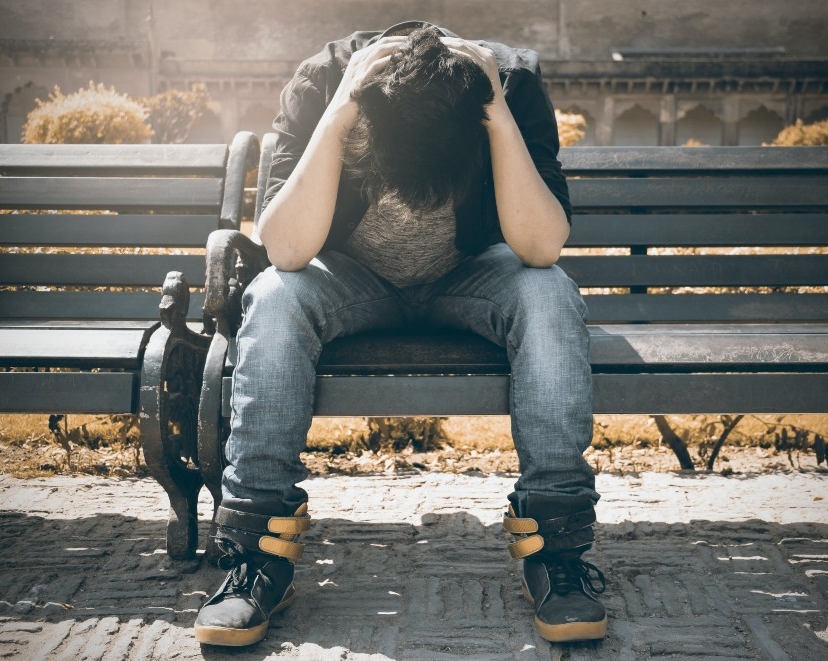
[{"x1": 1, "y1": 0, "x2": 827, "y2": 146}]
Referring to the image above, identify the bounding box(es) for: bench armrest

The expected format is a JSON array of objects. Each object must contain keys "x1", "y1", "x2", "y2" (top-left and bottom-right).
[
  {"x1": 220, "y1": 131, "x2": 260, "y2": 230},
  {"x1": 203, "y1": 229, "x2": 269, "y2": 332}
]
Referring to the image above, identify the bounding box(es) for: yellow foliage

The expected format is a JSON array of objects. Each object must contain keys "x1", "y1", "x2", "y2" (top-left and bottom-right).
[
  {"x1": 141, "y1": 83, "x2": 210, "y2": 144},
  {"x1": 555, "y1": 110, "x2": 587, "y2": 147},
  {"x1": 770, "y1": 119, "x2": 828, "y2": 146},
  {"x1": 22, "y1": 82, "x2": 153, "y2": 144}
]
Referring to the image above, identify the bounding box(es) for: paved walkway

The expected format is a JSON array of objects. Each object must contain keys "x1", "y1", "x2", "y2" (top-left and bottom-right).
[{"x1": 0, "y1": 470, "x2": 826, "y2": 660}]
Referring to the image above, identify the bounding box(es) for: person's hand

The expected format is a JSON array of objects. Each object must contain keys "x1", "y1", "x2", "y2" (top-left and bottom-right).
[
  {"x1": 440, "y1": 38, "x2": 510, "y2": 127},
  {"x1": 326, "y1": 36, "x2": 406, "y2": 132}
]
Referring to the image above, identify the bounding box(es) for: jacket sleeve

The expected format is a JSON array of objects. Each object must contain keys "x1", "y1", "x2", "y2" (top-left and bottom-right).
[
  {"x1": 261, "y1": 69, "x2": 328, "y2": 211},
  {"x1": 502, "y1": 65, "x2": 573, "y2": 224}
]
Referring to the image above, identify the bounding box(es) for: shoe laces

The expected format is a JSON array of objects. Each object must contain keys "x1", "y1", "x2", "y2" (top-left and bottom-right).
[
  {"x1": 216, "y1": 539, "x2": 272, "y2": 595},
  {"x1": 544, "y1": 556, "x2": 606, "y2": 597}
]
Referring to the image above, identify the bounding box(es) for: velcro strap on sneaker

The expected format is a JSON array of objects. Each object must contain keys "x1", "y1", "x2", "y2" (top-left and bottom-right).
[
  {"x1": 215, "y1": 507, "x2": 311, "y2": 537},
  {"x1": 503, "y1": 515, "x2": 539, "y2": 535},
  {"x1": 258, "y1": 535, "x2": 305, "y2": 562},
  {"x1": 535, "y1": 509, "x2": 596, "y2": 537},
  {"x1": 214, "y1": 503, "x2": 310, "y2": 561},
  {"x1": 508, "y1": 534, "x2": 545, "y2": 559},
  {"x1": 217, "y1": 526, "x2": 306, "y2": 562},
  {"x1": 503, "y1": 504, "x2": 596, "y2": 559}
]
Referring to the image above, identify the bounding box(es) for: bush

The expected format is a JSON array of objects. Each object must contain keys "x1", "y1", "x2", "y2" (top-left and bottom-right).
[
  {"x1": 142, "y1": 83, "x2": 210, "y2": 144},
  {"x1": 771, "y1": 119, "x2": 828, "y2": 146},
  {"x1": 555, "y1": 110, "x2": 587, "y2": 147},
  {"x1": 22, "y1": 82, "x2": 153, "y2": 144}
]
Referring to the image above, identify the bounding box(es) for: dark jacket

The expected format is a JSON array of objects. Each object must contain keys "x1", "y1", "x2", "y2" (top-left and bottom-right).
[{"x1": 263, "y1": 28, "x2": 571, "y2": 256}]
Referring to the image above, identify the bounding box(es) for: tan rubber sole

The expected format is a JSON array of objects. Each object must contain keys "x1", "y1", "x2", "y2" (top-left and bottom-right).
[
  {"x1": 522, "y1": 583, "x2": 607, "y2": 642},
  {"x1": 194, "y1": 587, "x2": 296, "y2": 647}
]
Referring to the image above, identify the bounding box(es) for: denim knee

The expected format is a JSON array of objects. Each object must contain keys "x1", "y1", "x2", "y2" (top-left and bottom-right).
[{"x1": 509, "y1": 265, "x2": 588, "y2": 327}]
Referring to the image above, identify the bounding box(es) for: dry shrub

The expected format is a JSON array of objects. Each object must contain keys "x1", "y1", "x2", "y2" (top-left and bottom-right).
[
  {"x1": 142, "y1": 83, "x2": 210, "y2": 144},
  {"x1": 555, "y1": 110, "x2": 586, "y2": 147},
  {"x1": 770, "y1": 118, "x2": 828, "y2": 146},
  {"x1": 22, "y1": 82, "x2": 153, "y2": 144}
]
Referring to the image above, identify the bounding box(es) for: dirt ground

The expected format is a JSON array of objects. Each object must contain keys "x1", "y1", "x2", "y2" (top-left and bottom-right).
[{"x1": 1, "y1": 413, "x2": 825, "y2": 480}]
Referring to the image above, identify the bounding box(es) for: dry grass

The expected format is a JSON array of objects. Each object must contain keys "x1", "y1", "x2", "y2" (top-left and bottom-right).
[{"x1": 2, "y1": 413, "x2": 825, "y2": 480}]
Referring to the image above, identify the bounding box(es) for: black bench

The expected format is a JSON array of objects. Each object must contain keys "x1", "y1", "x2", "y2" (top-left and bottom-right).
[
  {"x1": 0, "y1": 132, "x2": 259, "y2": 558},
  {"x1": 182, "y1": 137, "x2": 827, "y2": 560}
]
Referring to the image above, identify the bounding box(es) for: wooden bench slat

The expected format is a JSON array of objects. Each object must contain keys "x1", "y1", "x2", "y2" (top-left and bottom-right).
[
  {"x1": 0, "y1": 291, "x2": 206, "y2": 321},
  {"x1": 229, "y1": 325, "x2": 827, "y2": 376},
  {"x1": 0, "y1": 327, "x2": 155, "y2": 368},
  {"x1": 559, "y1": 254, "x2": 828, "y2": 287},
  {"x1": 220, "y1": 372, "x2": 828, "y2": 416},
  {"x1": 0, "y1": 214, "x2": 218, "y2": 247},
  {"x1": 567, "y1": 213, "x2": 828, "y2": 247},
  {"x1": 0, "y1": 254, "x2": 206, "y2": 287},
  {"x1": 0, "y1": 143, "x2": 229, "y2": 175},
  {"x1": 569, "y1": 177, "x2": 828, "y2": 209},
  {"x1": 0, "y1": 372, "x2": 137, "y2": 413},
  {"x1": 560, "y1": 146, "x2": 828, "y2": 174},
  {"x1": 593, "y1": 373, "x2": 828, "y2": 414},
  {"x1": 0, "y1": 177, "x2": 223, "y2": 211},
  {"x1": 583, "y1": 293, "x2": 828, "y2": 323}
]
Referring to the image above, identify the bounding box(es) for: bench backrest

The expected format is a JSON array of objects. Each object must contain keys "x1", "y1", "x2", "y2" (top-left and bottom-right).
[
  {"x1": 0, "y1": 132, "x2": 259, "y2": 322},
  {"x1": 559, "y1": 146, "x2": 828, "y2": 323},
  {"x1": 255, "y1": 137, "x2": 827, "y2": 324}
]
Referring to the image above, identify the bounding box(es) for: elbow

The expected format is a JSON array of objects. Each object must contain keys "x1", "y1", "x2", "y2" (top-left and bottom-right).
[
  {"x1": 518, "y1": 244, "x2": 562, "y2": 269},
  {"x1": 266, "y1": 245, "x2": 310, "y2": 272}
]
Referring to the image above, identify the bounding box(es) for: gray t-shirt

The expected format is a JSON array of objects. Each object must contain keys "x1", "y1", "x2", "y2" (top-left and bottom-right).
[{"x1": 342, "y1": 195, "x2": 464, "y2": 288}]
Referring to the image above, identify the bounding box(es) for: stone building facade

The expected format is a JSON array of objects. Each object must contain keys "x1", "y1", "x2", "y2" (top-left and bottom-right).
[{"x1": 1, "y1": 0, "x2": 827, "y2": 145}]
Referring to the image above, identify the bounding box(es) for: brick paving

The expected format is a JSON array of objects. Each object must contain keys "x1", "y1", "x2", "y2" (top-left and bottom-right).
[{"x1": 0, "y1": 470, "x2": 826, "y2": 660}]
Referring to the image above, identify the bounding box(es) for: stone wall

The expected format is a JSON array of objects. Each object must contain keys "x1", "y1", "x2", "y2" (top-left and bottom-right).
[{"x1": 2, "y1": 0, "x2": 827, "y2": 144}]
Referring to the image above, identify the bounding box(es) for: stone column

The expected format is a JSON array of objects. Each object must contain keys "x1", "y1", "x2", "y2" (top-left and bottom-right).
[
  {"x1": 659, "y1": 94, "x2": 677, "y2": 146},
  {"x1": 595, "y1": 94, "x2": 614, "y2": 146}
]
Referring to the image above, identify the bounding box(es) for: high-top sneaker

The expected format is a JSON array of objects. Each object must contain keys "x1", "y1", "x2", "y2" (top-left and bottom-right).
[
  {"x1": 194, "y1": 499, "x2": 310, "y2": 646},
  {"x1": 504, "y1": 492, "x2": 607, "y2": 642}
]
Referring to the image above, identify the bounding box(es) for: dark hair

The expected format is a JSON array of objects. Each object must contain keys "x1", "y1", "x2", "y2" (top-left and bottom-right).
[{"x1": 343, "y1": 27, "x2": 494, "y2": 210}]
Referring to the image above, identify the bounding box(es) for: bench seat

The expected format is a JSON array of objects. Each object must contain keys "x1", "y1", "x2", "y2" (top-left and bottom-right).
[{"x1": 218, "y1": 324, "x2": 828, "y2": 416}]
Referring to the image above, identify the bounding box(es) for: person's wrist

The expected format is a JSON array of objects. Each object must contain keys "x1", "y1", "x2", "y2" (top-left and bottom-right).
[
  {"x1": 322, "y1": 99, "x2": 359, "y2": 136},
  {"x1": 484, "y1": 98, "x2": 514, "y2": 133}
]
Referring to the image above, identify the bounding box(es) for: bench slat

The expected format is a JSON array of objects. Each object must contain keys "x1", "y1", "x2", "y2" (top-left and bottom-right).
[
  {"x1": 0, "y1": 177, "x2": 223, "y2": 211},
  {"x1": 583, "y1": 293, "x2": 828, "y2": 323},
  {"x1": 567, "y1": 213, "x2": 828, "y2": 247},
  {"x1": 560, "y1": 146, "x2": 828, "y2": 174},
  {"x1": 0, "y1": 291, "x2": 206, "y2": 321},
  {"x1": 568, "y1": 177, "x2": 828, "y2": 209},
  {"x1": 559, "y1": 254, "x2": 828, "y2": 287},
  {"x1": 0, "y1": 326, "x2": 156, "y2": 368},
  {"x1": 251, "y1": 325, "x2": 828, "y2": 376},
  {"x1": 0, "y1": 143, "x2": 228, "y2": 175},
  {"x1": 0, "y1": 254, "x2": 206, "y2": 287},
  {"x1": 0, "y1": 372, "x2": 137, "y2": 413},
  {"x1": 0, "y1": 214, "x2": 218, "y2": 247},
  {"x1": 220, "y1": 373, "x2": 828, "y2": 416}
]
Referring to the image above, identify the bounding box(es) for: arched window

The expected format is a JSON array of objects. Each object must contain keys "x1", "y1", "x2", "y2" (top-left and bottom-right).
[
  {"x1": 613, "y1": 104, "x2": 658, "y2": 146},
  {"x1": 738, "y1": 106, "x2": 784, "y2": 146},
  {"x1": 2, "y1": 83, "x2": 49, "y2": 144},
  {"x1": 676, "y1": 105, "x2": 723, "y2": 146}
]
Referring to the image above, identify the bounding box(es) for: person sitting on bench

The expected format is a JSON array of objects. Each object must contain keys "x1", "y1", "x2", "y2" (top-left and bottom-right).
[{"x1": 195, "y1": 21, "x2": 606, "y2": 647}]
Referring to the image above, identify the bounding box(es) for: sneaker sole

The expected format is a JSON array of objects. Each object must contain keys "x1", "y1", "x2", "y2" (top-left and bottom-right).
[
  {"x1": 522, "y1": 583, "x2": 607, "y2": 642},
  {"x1": 194, "y1": 586, "x2": 296, "y2": 647}
]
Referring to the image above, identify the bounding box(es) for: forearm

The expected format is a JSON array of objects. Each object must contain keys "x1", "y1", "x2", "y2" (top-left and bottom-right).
[
  {"x1": 258, "y1": 36, "x2": 404, "y2": 271},
  {"x1": 257, "y1": 116, "x2": 349, "y2": 271},
  {"x1": 487, "y1": 114, "x2": 570, "y2": 267}
]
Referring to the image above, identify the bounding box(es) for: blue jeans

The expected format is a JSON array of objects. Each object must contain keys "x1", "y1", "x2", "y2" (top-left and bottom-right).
[{"x1": 222, "y1": 242, "x2": 597, "y2": 506}]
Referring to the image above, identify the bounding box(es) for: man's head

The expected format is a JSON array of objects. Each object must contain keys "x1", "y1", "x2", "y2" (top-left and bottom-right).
[{"x1": 343, "y1": 26, "x2": 494, "y2": 210}]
